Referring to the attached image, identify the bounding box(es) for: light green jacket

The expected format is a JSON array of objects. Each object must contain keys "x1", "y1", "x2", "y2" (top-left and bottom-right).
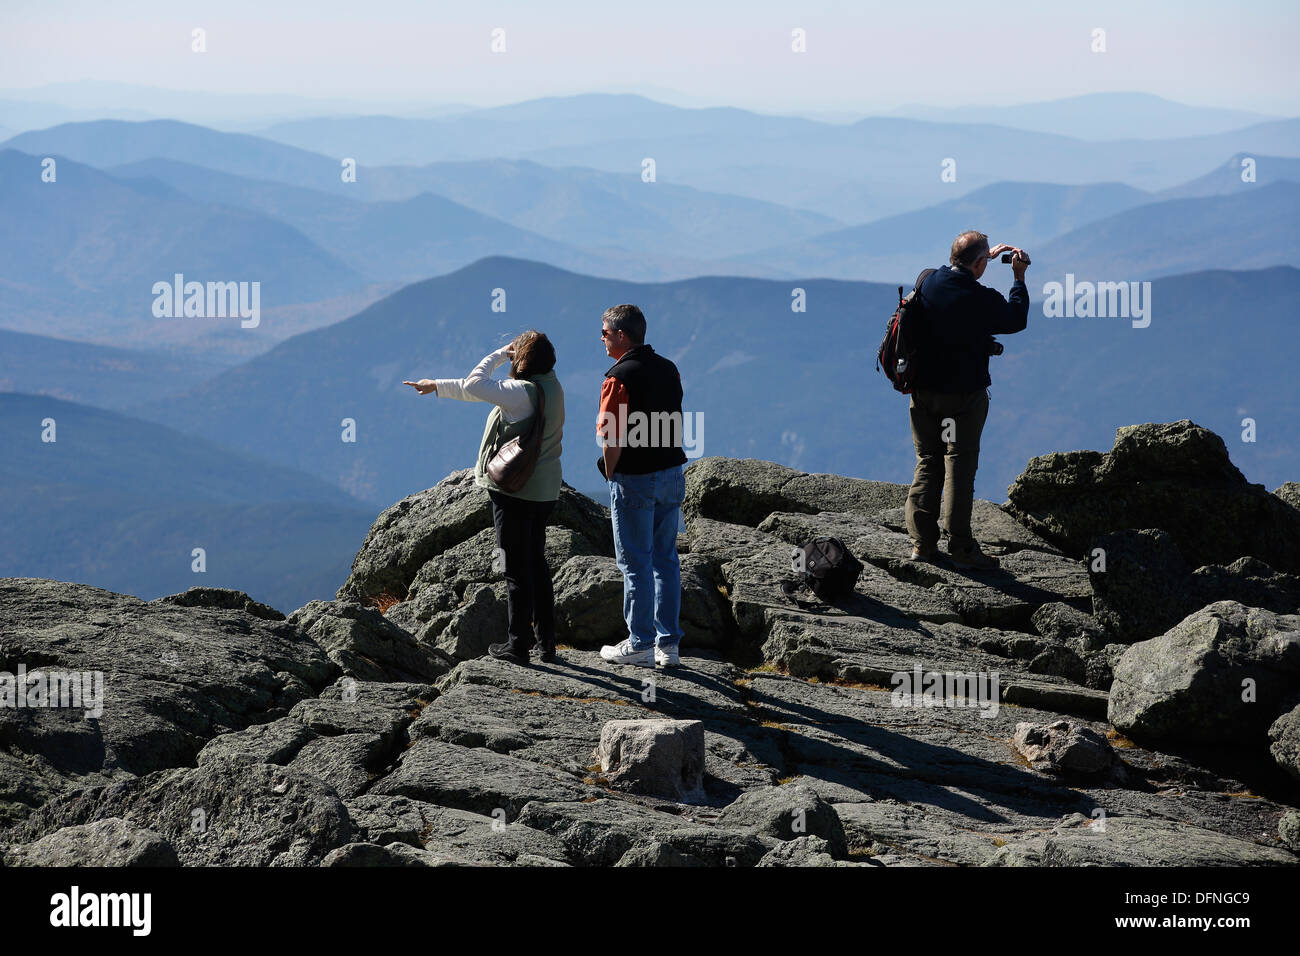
[{"x1": 473, "y1": 371, "x2": 565, "y2": 501}]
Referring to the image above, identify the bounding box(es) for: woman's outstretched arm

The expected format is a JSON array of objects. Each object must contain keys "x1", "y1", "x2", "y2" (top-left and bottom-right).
[{"x1": 403, "y1": 346, "x2": 535, "y2": 422}]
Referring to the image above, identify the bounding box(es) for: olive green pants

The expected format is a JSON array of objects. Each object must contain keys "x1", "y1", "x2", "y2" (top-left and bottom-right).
[{"x1": 905, "y1": 388, "x2": 989, "y2": 554}]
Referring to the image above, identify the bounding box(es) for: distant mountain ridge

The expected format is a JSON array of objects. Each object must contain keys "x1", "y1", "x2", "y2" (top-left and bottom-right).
[
  {"x1": 730, "y1": 180, "x2": 1154, "y2": 282},
  {"x1": 0, "y1": 148, "x2": 367, "y2": 347},
  {"x1": 736, "y1": 178, "x2": 1300, "y2": 282},
  {"x1": 879, "y1": 92, "x2": 1279, "y2": 141},
  {"x1": 0, "y1": 328, "x2": 233, "y2": 409},
  {"x1": 12, "y1": 110, "x2": 1299, "y2": 226},
  {"x1": 107, "y1": 155, "x2": 838, "y2": 267}
]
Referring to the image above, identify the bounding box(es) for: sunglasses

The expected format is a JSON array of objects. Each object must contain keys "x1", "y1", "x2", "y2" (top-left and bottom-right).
[{"x1": 601, "y1": 328, "x2": 619, "y2": 339}]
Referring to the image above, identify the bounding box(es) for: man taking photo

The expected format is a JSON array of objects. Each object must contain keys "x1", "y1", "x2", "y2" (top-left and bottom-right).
[{"x1": 906, "y1": 231, "x2": 1030, "y2": 570}]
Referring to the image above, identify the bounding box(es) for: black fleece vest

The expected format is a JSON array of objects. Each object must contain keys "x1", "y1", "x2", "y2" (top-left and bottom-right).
[{"x1": 605, "y1": 344, "x2": 688, "y2": 475}]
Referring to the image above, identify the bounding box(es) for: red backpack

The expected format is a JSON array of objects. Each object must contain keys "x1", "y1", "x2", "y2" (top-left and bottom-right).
[{"x1": 876, "y1": 268, "x2": 935, "y2": 393}]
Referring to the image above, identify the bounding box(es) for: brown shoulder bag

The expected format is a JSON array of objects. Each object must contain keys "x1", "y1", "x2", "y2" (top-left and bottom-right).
[{"x1": 485, "y1": 384, "x2": 546, "y2": 493}]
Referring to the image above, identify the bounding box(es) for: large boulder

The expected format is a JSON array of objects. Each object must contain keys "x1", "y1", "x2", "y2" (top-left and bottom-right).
[
  {"x1": 756, "y1": 836, "x2": 856, "y2": 867},
  {"x1": 1268, "y1": 704, "x2": 1300, "y2": 782},
  {"x1": 338, "y1": 470, "x2": 612, "y2": 605},
  {"x1": 153, "y1": 586, "x2": 284, "y2": 620},
  {"x1": 678, "y1": 554, "x2": 739, "y2": 650},
  {"x1": 0, "y1": 578, "x2": 338, "y2": 826},
  {"x1": 1275, "y1": 483, "x2": 1300, "y2": 513},
  {"x1": 684, "y1": 457, "x2": 908, "y2": 527},
  {"x1": 553, "y1": 556, "x2": 626, "y2": 648},
  {"x1": 1281, "y1": 811, "x2": 1300, "y2": 851},
  {"x1": 196, "y1": 681, "x2": 435, "y2": 799},
  {"x1": 1006, "y1": 421, "x2": 1300, "y2": 574},
  {"x1": 1089, "y1": 529, "x2": 1195, "y2": 642},
  {"x1": 1109, "y1": 602, "x2": 1300, "y2": 744},
  {"x1": 386, "y1": 523, "x2": 608, "y2": 651},
  {"x1": 337, "y1": 470, "x2": 491, "y2": 605},
  {"x1": 196, "y1": 717, "x2": 321, "y2": 768},
  {"x1": 431, "y1": 583, "x2": 509, "y2": 660},
  {"x1": 1190, "y1": 558, "x2": 1300, "y2": 618},
  {"x1": 1090, "y1": 530, "x2": 1300, "y2": 643},
  {"x1": 714, "y1": 784, "x2": 848, "y2": 857},
  {"x1": 0, "y1": 817, "x2": 178, "y2": 867},
  {"x1": 6, "y1": 762, "x2": 353, "y2": 866},
  {"x1": 1031, "y1": 602, "x2": 1107, "y2": 651},
  {"x1": 287, "y1": 600, "x2": 453, "y2": 682}
]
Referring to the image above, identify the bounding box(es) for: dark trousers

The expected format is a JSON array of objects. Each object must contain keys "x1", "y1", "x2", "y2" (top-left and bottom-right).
[
  {"x1": 905, "y1": 387, "x2": 990, "y2": 554},
  {"x1": 488, "y1": 491, "x2": 556, "y2": 649}
]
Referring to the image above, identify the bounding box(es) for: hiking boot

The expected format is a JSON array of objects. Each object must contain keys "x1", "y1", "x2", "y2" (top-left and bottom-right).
[
  {"x1": 488, "y1": 640, "x2": 531, "y2": 665},
  {"x1": 535, "y1": 638, "x2": 558, "y2": 664},
  {"x1": 908, "y1": 546, "x2": 937, "y2": 563},
  {"x1": 947, "y1": 546, "x2": 1000, "y2": 570},
  {"x1": 599, "y1": 639, "x2": 654, "y2": 668},
  {"x1": 655, "y1": 643, "x2": 681, "y2": 668}
]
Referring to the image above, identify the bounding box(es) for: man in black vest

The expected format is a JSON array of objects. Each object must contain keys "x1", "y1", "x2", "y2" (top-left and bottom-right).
[
  {"x1": 906, "y1": 230, "x2": 1030, "y2": 570},
  {"x1": 595, "y1": 304, "x2": 689, "y2": 668}
]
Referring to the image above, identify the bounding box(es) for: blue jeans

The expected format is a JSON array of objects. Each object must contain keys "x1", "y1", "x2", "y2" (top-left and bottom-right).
[{"x1": 609, "y1": 465, "x2": 685, "y2": 652}]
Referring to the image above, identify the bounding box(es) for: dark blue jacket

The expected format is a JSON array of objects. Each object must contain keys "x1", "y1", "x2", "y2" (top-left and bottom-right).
[{"x1": 913, "y1": 265, "x2": 1029, "y2": 393}]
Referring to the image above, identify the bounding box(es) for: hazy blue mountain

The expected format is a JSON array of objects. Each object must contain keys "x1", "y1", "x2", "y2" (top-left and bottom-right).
[
  {"x1": 347, "y1": 158, "x2": 842, "y2": 257},
  {"x1": 881, "y1": 92, "x2": 1277, "y2": 141},
  {"x1": 14, "y1": 110, "x2": 1300, "y2": 227},
  {"x1": 1158, "y1": 152, "x2": 1300, "y2": 199},
  {"x1": 0, "y1": 329, "x2": 234, "y2": 409},
  {"x1": 2, "y1": 119, "x2": 342, "y2": 185},
  {"x1": 730, "y1": 181, "x2": 1153, "y2": 281},
  {"x1": 1031, "y1": 181, "x2": 1300, "y2": 281},
  {"x1": 0, "y1": 99, "x2": 155, "y2": 133},
  {"x1": 515, "y1": 115, "x2": 1300, "y2": 223},
  {"x1": 109, "y1": 156, "x2": 832, "y2": 271},
  {"x1": 0, "y1": 393, "x2": 373, "y2": 611},
  {"x1": 254, "y1": 94, "x2": 828, "y2": 164},
  {"x1": 107, "y1": 158, "x2": 687, "y2": 283},
  {"x1": 0, "y1": 149, "x2": 366, "y2": 347},
  {"x1": 0, "y1": 80, "x2": 469, "y2": 129},
  {"x1": 129, "y1": 257, "x2": 1300, "y2": 511}
]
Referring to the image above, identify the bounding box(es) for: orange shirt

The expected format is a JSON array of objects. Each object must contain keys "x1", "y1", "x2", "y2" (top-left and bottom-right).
[{"x1": 596, "y1": 376, "x2": 630, "y2": 445}]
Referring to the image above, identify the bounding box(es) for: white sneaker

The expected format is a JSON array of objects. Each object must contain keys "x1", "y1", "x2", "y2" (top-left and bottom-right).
[
  {"x1": 655, "y1": 644, "x2": 681, "y2": 668},
  {"x1": 599, "y1": 639, "x2": 654, "y2": 668}
]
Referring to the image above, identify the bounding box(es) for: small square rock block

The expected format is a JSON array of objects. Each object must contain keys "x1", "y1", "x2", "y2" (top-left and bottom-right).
[{"x1": 594, "y1": 719, "x2": 706, "y2": 802}]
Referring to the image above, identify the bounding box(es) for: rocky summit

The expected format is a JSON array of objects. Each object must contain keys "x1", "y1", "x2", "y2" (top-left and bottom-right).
[{"x1": 2, "y1": 420, "x2": 1298, "y2": 867}]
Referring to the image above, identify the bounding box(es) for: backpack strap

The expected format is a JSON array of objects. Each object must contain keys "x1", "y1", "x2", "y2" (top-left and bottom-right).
[{"x1": 913, "y1": 268, "x2": 937, "y2": 299}]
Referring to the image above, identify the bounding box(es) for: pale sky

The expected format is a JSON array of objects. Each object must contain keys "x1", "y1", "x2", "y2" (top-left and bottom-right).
[{"x1": 2, "y1": 0, "x2": 1297, "y2": 115}]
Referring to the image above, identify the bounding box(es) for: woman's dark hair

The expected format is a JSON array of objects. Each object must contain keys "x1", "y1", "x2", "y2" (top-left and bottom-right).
[{"x1": 509, "y1": 330, "x2": 556, "y2": 379}]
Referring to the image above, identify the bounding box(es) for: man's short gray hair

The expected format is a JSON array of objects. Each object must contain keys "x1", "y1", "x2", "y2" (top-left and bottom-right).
[{"x1": 950, "y1": 231, "x2": 990, "y2": 268}]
